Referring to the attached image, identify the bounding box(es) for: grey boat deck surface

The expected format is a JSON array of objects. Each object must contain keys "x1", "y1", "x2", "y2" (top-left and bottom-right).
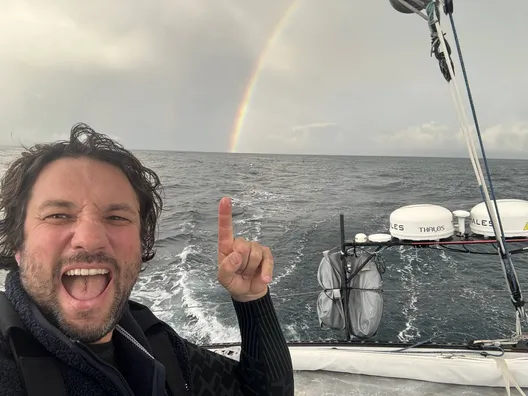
[{"x1": 294, "y1": 370, "x2": 524, "y2": 395}]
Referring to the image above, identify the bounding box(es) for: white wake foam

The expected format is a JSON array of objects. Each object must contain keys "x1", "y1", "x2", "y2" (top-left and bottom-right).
[
  {"x1": 396, "y1": 247, "x2": 421, "y2": 342},
  {"x1": 133, "y1": 244, "x2": 240, "y2": 344}
]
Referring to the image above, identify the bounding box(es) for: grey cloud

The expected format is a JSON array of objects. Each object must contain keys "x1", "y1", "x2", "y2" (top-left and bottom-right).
[
  {"x1": 235, "y1": 1, "x2": 528, "y2": 158},
  {"x1": 0, "y1": 0, "x2": 287, "y2": 150}
]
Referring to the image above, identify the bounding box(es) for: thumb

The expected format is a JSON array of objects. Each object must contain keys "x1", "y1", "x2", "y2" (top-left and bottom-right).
[{"x1": 217, "y1": 250, "x2": 242, "y2": 287}]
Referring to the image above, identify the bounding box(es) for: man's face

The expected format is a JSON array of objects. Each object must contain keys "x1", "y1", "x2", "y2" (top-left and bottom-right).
[{"x1": 16, "y1": 156, "x2": 143, "y2": 343}]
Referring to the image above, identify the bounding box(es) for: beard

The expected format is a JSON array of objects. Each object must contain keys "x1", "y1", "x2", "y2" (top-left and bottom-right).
[{"x1": 19, "y1": 249, "x2": 142, "y2": 343}]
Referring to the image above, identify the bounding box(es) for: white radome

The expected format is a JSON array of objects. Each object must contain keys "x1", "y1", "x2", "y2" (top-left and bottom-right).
[
  {"x1": 389, "y1": 204, "x2": 455, "y2": 241},
  {"x1": 470, "y1": 199, "x2": 528, "y2": 238}
]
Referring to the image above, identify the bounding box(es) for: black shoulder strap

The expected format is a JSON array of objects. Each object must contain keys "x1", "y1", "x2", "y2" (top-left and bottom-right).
[
  {"x1": 0, "y1": 292, "x2": 67, "y2": 396},
  {"x1": 128, "y1": 301, "x2": 190, "y2": 396}
]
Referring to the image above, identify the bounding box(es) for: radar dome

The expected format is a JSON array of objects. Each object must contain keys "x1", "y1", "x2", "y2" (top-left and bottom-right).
[
  {"x1": 389, "y1": 204, "x2": 454, "y2": 241},
  {"x1": 470, "y1": 199, "x2": 528, "y2": 238}
]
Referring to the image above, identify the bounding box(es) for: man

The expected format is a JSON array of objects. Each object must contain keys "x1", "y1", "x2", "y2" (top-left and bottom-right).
[{"x1": 0, "y1": 123, "x2": 294, "y2": 396}]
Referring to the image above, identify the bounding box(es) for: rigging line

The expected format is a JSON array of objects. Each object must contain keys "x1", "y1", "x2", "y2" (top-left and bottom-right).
[
  {"x1": 430, "y1": 3, "x2": 525, "y2": 319},
  {"x1": 447, "y1": 9, "x2": 510, "y2": 258},
  {"x1": 434, "y1": 24, "x2": 523, "y2": 315},
  {"x1": 445, "y1": 9, "x2": 525, "y2": 310},
  {"x1": 428, "y1": 2, "x2": 494, "y2": 241},
  {"x1": 396, "y1": 5, "x2": 501, "y2": 250},
  {"x1": 394, "y1": 2, "x2": 491, "y2": 218},
  {"x1": 392, "y1": 330, "x2": 505, "y2": 353},
  {"x1": 436, "y1": 5, "x2": 505, "y2": 246},
  {"x1": 433, "y1": 4, "x2": 505, "y2": 251}
]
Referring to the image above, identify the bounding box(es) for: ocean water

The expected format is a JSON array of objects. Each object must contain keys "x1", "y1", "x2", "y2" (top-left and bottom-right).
[{"x1": 1, "y1": 147, "x2": 527, "y2": 348}]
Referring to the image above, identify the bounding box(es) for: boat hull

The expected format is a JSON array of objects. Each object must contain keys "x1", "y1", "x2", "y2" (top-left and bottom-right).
[{"x1": 207, "y1": 342, "x2": 528, "y2": 389}]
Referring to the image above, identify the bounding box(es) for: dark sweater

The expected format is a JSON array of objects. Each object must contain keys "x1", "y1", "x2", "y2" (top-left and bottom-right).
[{"x1": 0, "y1": 271, "x2": 294, "y2": 396}]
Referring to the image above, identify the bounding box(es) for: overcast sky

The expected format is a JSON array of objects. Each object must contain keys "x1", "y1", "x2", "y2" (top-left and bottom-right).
[{"x1": 0, "y1": 0, "x2": 526, "y2": 158}]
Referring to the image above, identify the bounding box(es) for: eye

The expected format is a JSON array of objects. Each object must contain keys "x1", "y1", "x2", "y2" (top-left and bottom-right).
[
  {"x1": 45, "y1": 213, "x2": 71, "y2": 220},
  {"x1": 107, "y1": 215, "x2": 130, "y2": 222},
  {"x1": 43, "y1": 213, "x2": 74, "y2": 224}
]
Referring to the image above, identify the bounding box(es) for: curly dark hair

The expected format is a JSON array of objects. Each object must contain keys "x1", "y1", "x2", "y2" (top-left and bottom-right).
[{"x1": 0, "y1": 123, "x2": 164, "y2": 270}]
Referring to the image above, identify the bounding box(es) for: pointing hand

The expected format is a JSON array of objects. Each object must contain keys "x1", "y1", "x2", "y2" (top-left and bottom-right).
[{"x1": 216, "y1": 197, "x2": 273, "y2": 302}]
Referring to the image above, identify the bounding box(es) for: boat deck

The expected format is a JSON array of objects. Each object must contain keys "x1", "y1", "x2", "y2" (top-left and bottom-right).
[{"x1": 294, "y1": 370, "x2": 525, "y2": 395}]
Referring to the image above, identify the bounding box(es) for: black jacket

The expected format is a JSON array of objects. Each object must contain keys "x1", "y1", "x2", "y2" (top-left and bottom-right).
[{"x1": 0, "y1": 271, "x2": 294, "y2": 396}]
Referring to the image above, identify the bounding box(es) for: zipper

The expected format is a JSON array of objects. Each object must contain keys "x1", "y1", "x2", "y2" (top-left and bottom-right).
[{"x1": 116, "y1": 325, "x2": 154, "y2": 359}]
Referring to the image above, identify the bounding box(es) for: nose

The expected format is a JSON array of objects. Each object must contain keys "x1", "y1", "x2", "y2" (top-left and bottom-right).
[{"x1": 70, "y1": 216, "x2": 110, "y2": 253}]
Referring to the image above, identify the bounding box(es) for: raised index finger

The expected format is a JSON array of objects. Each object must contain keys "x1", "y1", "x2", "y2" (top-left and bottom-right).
[{"x1": 218, "y1": 196, "x2": 234, "y2": 259}]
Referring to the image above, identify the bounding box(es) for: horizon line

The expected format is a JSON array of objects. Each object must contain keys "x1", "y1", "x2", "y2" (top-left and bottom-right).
[{"x1": 1, "y1": 144, "x2": 523, "y2": 161}]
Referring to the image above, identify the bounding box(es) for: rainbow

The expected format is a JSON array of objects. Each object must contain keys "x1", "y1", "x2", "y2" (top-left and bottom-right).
[{"x1": 229, "y1": 0, "x2": 300, "y2": 153}]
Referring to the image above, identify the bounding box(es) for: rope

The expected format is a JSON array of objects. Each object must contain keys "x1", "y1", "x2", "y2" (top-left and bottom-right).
[
  {"x1": 426, "y1": 1, "x2": 440, "y2": 36},
  {"x1": 447, "y1": 13, "x2": 508, "y2": 250},
  {"x1": 495, "y1": 357, "x2": 528, "y2": 396},
  {"x1": 427, "y1": 0, "x2": 526, "y2": 333},
  {"x1": 445, "y1": 9, "x2": 525, "y2": 318},
  {"x1": 393, "y1": 330, "x2": 500, "y2": 351}
]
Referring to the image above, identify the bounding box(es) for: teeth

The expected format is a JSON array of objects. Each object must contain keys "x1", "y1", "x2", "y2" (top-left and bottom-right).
[{"x1": 64, "y1": 268, "x2": 110, "y2": 276}]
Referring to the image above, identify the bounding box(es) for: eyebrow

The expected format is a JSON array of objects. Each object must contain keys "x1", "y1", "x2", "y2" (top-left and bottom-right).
[
  {"x1": 37, "y1": 199, "x2": 75, "y2": 212},
  {"x1": 37, "y1": 200, "x2": 139, "y2": 216},
  {"x1": 106, "y1": 203, "x2": 139, "y2": 216}
]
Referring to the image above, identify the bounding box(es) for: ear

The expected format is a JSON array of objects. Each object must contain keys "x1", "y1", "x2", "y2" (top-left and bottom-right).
[{"x1": 15, "y1": 252, "x2": 21, "y2": 266}]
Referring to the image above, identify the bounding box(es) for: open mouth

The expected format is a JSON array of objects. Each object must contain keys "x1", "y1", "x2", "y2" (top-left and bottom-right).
[{"x1": 61, "y1": 268, "x2": 113, "y2": 301}]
